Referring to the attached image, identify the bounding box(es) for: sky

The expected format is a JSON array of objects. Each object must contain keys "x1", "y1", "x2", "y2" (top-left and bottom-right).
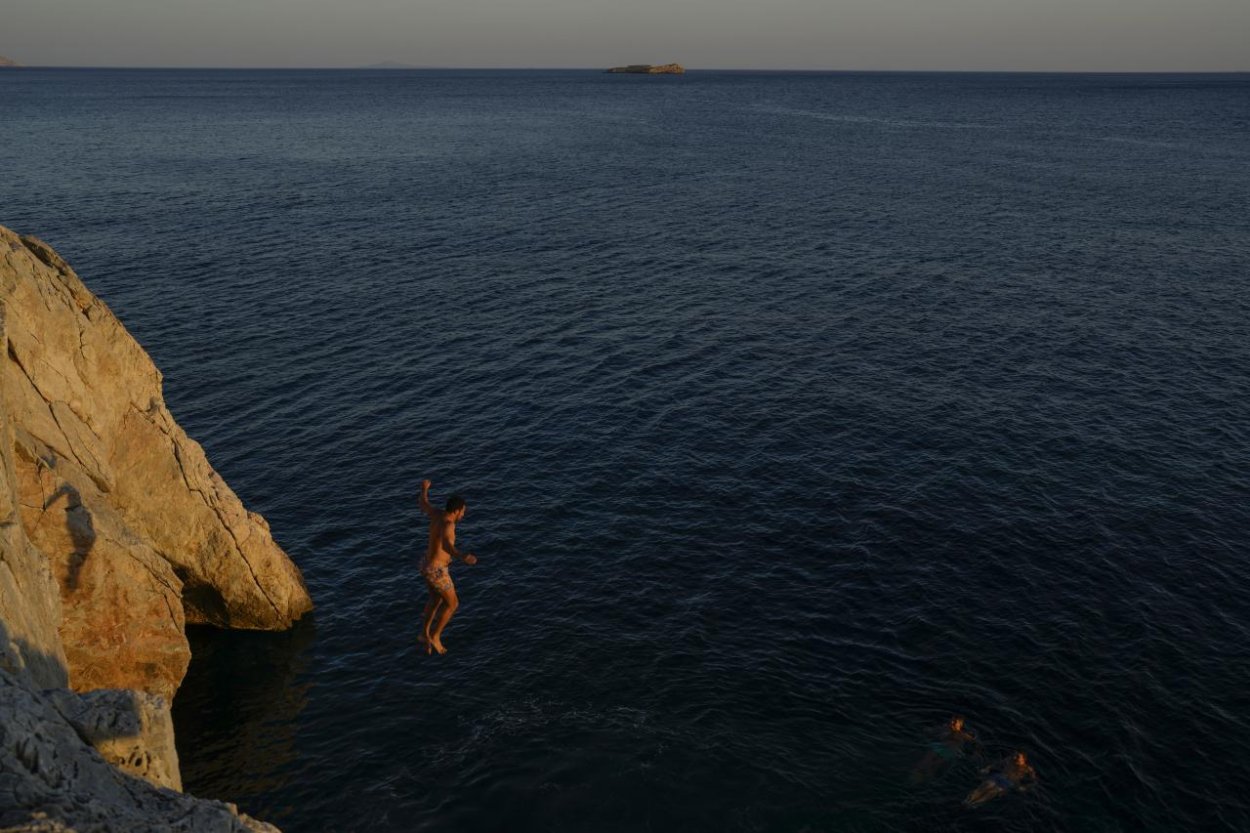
[{"x1": 3, "y1": 0, "x2": 1248, "y2": 71}]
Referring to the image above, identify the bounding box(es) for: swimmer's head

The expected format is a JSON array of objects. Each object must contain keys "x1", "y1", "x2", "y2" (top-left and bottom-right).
[
  {"x1": 950, "y1": 716, "x2": 965, "y2": 731},
  {"x1": 1014, "y1": 751, "x2": 1028, "y2": 765},
  {"x1": 446, "y1": 494, "x2": 467, "y2": 520}
]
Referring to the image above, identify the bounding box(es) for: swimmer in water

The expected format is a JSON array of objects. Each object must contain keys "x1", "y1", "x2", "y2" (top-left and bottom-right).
[
  {"x1": 911, "y1": 715, "x2": 979, "y2": 782},
  {"x1": 418, "y1": 479, "x2": 478, "y2": 655},
  {"x1": 964, "y1": 750, "x2": 1036, "y2": 808}
]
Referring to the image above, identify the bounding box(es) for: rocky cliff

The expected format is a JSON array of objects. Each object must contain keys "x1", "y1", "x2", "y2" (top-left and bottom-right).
[
  {"x1": 1, "y1": 666, "x2": 279, "y2": 832},
  {"x1": 0, "y1": 56, "x2": 19, "y2": 68},
  {"x1": 1, "y1": 225, "x2": 310, "y2": 830},
  {"x1": 1, "y1": 227, "x2": 312, "y2": 700}
]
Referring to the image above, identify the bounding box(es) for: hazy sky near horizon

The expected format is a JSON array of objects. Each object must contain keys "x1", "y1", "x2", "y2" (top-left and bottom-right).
[{"x1": 4, "y1": 0, "x2": 1248, "y2": 71}]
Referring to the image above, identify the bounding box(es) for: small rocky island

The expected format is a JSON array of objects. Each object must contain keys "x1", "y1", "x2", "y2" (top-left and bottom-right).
[
  {"x1": 1, "y1": 225, "x2": 312, "y2": 831},
  {"x1": 0, "y1": 55, "x2": 21, "y2": 68},
  {"x1": 605, "y1": 63, "x2": 684, "y2": 74}
]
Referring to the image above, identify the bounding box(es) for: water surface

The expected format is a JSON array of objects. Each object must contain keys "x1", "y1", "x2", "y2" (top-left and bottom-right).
[{"x1": 2, "y1": 69, "x2": 1249, "y2": 832}]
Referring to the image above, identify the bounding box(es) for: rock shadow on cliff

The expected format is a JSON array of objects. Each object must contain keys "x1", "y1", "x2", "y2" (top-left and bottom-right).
[{"x1": 41, "y1": 479, "x2": 95, "y2": 591}]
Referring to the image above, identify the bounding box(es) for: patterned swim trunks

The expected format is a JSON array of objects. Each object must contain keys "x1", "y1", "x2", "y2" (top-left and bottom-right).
[{"x1": 422, "y1": 564, "x2": 454, "y2": 593}]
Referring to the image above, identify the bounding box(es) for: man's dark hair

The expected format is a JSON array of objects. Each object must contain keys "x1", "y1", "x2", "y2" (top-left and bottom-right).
[{"x1": 446, "y1": 494, "x2": 466, "y2": 513}]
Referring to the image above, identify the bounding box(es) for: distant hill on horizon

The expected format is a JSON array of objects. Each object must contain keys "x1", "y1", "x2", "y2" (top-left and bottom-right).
[
  {"x1": 0, "y1": 55, "x2": 20, "y2": 67},
  {"x1": 361, "y1": 60, "x2": 431, "y2": 69},
  {"x1": 606, "y1": 63, "x2": 685, "y2": 74}
]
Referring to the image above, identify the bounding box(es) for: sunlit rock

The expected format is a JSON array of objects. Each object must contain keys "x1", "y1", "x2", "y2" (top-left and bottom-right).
[{"x1": 0, "y1": 225, "x2": 312, "y2": 700}]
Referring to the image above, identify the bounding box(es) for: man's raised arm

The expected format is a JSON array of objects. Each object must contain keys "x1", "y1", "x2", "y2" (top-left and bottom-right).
[{"x1": 419, "y1": 479, "x2": 435, "y2": 517}]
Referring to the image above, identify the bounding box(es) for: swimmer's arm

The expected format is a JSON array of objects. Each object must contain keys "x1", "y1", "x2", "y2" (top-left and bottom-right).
[{"x1": 419, "y1": 480, "x2": 435, "y2": 517}]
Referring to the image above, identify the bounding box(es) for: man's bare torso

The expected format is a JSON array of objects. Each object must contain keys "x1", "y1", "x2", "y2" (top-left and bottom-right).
[{"x1": 424, "y1": 510, "x2": 455, "y2": 571}]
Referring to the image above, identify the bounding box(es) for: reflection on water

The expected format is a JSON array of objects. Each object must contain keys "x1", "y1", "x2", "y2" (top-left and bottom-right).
[{"x1": 172, "y1": 619, "x2": 315, "y2": 814}]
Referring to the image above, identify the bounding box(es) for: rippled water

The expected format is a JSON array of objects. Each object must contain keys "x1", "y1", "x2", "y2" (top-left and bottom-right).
[{"x1": 3, "y1": 69, "x2": 1249, "y2": 832}]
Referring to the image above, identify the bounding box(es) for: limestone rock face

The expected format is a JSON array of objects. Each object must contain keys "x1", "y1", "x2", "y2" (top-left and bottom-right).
[
  {"x1": 0, "y1": 224, "x2": 290, "y2": 830},
  {"x1": 0, "y1": 302, "x2": 68, "y2": 692},
  {"x1": 15, "y1": 447, "x2": 190, "y2": 702},
  {"x1": 0, "y1": 668, "x2": 279, "y2": 832},
  {"x1": 48, "y1": 687, "x2": 182, "y2": 791},
  {"x1": 0, "y1": 225, "x2": 312, "y2": 700}
]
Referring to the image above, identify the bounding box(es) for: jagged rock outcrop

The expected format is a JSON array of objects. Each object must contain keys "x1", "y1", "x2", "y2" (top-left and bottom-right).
[
  {"x1": 46, "y1": 688, "x2": 182, "y2": 791},
  {"x1": 605, "y1": 63, "x2": 685, "y2": 74},
  {"x1": 1, "y1": 226, "x2": 312, "y2": 701},
  {"x1": 0, "y1": 225, "x2": 295, "y2": 829},
  {"x1": 0, "y1": 668, "x2": 277, "y2": 832}
]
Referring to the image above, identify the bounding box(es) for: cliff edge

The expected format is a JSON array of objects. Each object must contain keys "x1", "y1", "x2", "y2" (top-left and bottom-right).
[
  {"x1": 1, "y1": 225, "x2": 308, "y2": 830},
  {"x1": 1, "y1": 226, "x2": 313, "y2": 701}
]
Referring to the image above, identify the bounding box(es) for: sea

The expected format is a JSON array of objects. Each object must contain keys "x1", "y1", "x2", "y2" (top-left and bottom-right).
[{"x1": 2, "y1": 68, "x2": 1249, "y2": 833}]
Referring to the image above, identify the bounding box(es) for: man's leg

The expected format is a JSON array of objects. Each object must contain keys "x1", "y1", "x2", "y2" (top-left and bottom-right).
[
  {"x1": 429, "y1": 586, "x2": 459, "y2": 655},
  {"x1": 420, "y1": 590, "x2": 443, "y2": 653},
  {"x1": 964, "y1": 781, "x2": 1001, "y2": 808}
]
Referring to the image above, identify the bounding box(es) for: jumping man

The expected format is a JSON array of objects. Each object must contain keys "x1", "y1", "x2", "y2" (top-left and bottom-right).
[{"x1": 418, "y1": 479, "x2": 478, "y2": 655}]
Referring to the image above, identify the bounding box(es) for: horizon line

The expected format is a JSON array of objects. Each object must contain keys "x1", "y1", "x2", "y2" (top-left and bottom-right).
[{"x1": 4, "y1": 64, "x2": 1249, "y2": 74}]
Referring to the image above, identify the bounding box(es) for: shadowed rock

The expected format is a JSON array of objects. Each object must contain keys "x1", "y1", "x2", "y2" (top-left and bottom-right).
[
  {"x1": 48, "y1": 686, "x2": 183, "y2": 791},
  {"x1": 1, "y1": 666, "x2": 278, "y2": 832}
]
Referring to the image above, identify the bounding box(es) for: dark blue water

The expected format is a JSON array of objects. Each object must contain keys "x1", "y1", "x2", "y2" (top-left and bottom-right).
[{"x1": 3, "y1": 69, "x2": 1250, "y2": 832}]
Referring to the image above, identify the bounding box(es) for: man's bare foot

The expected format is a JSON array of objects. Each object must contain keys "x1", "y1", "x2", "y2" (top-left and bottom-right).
[
  {"x1": 419, "y1": 634, "x2": 433, "y2": 655},
  {"x1": 432, "y1": 637, "x2": 447, "y2": 655}
]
